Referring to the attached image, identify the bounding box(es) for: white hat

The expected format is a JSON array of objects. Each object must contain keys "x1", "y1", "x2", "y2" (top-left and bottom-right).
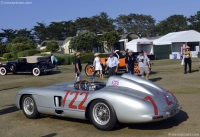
[{"x1": 94, "y1": 53, "x2": 100, "y2": 56}]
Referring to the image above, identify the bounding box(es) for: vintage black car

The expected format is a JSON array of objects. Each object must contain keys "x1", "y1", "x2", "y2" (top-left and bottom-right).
[{"x1": 0, "y1": 56, "x2": 54, "y2": 76}]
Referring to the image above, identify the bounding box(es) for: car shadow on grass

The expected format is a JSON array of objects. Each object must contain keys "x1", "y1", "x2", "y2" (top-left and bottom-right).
[
  {"x1": 0, "y1": 86, "x2": 22, "y2": 92},
  {"x1": 149, "y1": 77, "x2": 163, "y2": 82},
  {"x1": 0, "y1": 104, "x2": 19, "y2": 115},
  {"x1": 125, "y1": 110, "x2": 188, "y2": 130},
  {"x1": 49, "y1": 116, "x2": 91, "y2": 125}
]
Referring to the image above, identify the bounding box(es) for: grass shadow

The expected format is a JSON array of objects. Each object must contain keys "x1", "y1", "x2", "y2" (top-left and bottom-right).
[
  {"x1": 41, "y1": 133, "x2": 57, "y2": 137},
  {"x1": 149, "y1": 77, "x2": 162, "y2": 82},
  {"x1": 0, "y1": 104, "x2": 19, "y2": 115},
  {"x1": 0, "y1": 86, "x2": 22, "y2": 92}
]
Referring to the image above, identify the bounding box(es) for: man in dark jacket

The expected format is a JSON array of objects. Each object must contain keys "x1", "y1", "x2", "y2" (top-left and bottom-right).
[
  {"x1": 125, "y1": 50, "x2": 135, "y2": 74},
  {"x1": 75, "y1": 52, "x2": 82, "y2": 82}
]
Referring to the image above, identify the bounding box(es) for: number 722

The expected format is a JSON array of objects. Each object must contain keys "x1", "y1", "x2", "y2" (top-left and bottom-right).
[{"x1": 62, "y1": 90, "x2": 89, "y2": 110}]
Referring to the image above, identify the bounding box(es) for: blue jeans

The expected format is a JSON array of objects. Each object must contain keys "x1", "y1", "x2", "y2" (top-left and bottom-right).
[{"x1": 127, "y1": 70, "x2": 134, "y2": 74}]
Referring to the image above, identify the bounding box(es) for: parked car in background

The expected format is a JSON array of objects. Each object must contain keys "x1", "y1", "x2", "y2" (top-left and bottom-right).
[{"x1": 0, "y1": 56, "x2": 54, "y2": 76}]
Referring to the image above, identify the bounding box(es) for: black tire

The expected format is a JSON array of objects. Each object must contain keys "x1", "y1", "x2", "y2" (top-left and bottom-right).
[
  {"x1": 0, "y1": 67, "x2": 7, "y2": 75},
  {"x1": 32, "y1": 67, "x2": 41, "y2": 76},
  {"x1": 89, "y1": 99, "x2": 117, "y2": 131},
  {"x1": 21, "y1": 95, "x2": 39, "y2": 119}
]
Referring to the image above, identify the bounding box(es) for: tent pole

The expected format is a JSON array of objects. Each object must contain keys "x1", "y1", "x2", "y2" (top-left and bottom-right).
[{"x1": 199, "y1": 42, "x2": 200, "y2": 51}]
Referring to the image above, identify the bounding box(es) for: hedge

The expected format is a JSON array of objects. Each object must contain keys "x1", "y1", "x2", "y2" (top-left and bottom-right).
[
  {"x1": 18, "y1": 49, "x2": 39, "y2": 57},
  {"x1": 3, "y1": 53, "x2": 12, "y2": 59}
]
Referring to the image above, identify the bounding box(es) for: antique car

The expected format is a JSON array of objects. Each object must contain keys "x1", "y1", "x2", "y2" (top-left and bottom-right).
[
  {"x1": 15, "y1": 73, "x2": 181, "y2": 130},
  {"x1": 0, "y1": 56, "x2": 54, "y2": 76},
  {"x1": 85, "y1": 52, "x2": 140, "y2": 76}
]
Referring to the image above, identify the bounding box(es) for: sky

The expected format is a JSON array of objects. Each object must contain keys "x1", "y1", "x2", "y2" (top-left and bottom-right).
[{"x1": 0, "y1": 0, "x2": 200, "y2": 30}]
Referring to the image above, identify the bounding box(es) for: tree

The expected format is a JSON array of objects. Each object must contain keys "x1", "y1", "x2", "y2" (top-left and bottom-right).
[
  {"x1": 155, "y1": 15, "x2": 188, "y2": 35},
  {"x1": 115, "y1": 13, "x2": 156, "y2": 36},
  {"x1": 1, "y1": 29, "x2": 17, "y2": 43},
  {"x1": 46, "y1": 40, "x2": 59, "y2": 52},
  {"x1": 63, "y1": 20, "x2": 77, "y2": 37},
  {"x1": 47, "y1": 21, "x2": 66, "y2": 40},
  {"x1": 90, "y1": 12, "x2": 115, "y2": 33},
  {"x1": 188, "y1": 11, "x2": 200, "y2": 32},
  {"x1": 70, "y1": 30, "x2": 99, "y2": 51},
  {"x1": 9, "y1": 37, "x2": 36, "y2": 58},
  {"x1": 101, "y1": 31, "x2": 119, "y2": 51},
  {"x1": 16, "y1": 29, "x2": 34, "y2": 40},
  {"x1": 32, "y1": 22, "x2": 48, "y2": 43},
  {"x1": 75, "y1": 17, "x2": 93, "y2": 32},
  {"x1": 0, "y1": 43, "x2": 7, "y2": 56}
]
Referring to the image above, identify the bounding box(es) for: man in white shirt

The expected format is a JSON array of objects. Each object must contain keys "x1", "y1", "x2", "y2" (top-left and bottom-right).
[
  {"x1": 106, "y1": 52, "x2": 119, "y2": 77},
  {"x1": 137, "y1": 50, "x2": 151, "y2": 80},
  {"x1": 51, "y1": 54, "x2": 55, "y2": 65}
]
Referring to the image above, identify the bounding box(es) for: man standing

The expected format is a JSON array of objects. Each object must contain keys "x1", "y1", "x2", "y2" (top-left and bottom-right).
[
  {"x1": 137, "y1": 50, "x2": 151, "y2": 80},
  {"x1": 184, "y1": 46, "x2": 192, "y2": 74},
  {"x1": 51, "y1": 54, "x2": 55, "y2": 66},
  {"x1": 125, "y1": 50, "x2": 135, "y2": 74},
  {"x1": 106, "y1": 52, "x2": 119, "y2": 77},
  {"x1": 75, "y1": 52, "x2": 82, "y2": 82}
]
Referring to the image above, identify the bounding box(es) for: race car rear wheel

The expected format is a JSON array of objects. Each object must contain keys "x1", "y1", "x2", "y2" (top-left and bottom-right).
[
  {"x1": 32, "y1": 67, "x2": 41, "y2": 76},
  {"x1": 0, "y1": 67, "x2": 7, "y2": 75},
  {"x1": 22, "y1": 95, "x2": 39, "y2": 119},
  {"x1": 89, "y1": 99, "x2": 117, "y2": 131}
]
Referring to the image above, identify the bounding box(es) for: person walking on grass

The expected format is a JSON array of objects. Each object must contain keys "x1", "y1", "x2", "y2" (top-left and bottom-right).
[
  {"x1": 106, "y1": 51, "x2": 119, "y2": 77},
  {"x1": 137, "y1": 50, "x2": 151, "y2": 80},
  {"x1": 93, "y1": 53, "x2": 104, "y2": 79},
  {"x1": 75, "y1": 52, "x2": 82, "y2": 82},
  {"x1": 184, "y1": 46, "x2": 192, "y2": 74},
  {"x1": 125, "y1": 50, "x2": 135, "y2": 74}
]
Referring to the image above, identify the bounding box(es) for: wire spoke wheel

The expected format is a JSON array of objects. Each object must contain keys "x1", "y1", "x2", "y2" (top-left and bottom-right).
[
  {"x1": 23, "y1": 97, "x2": 35, "y2": 115},
  {"x1": 22, "y1": 95, "x2": 39, "y2": 119},
  {"x1": 93, "y1": 102, "x2": 110, "y2": 125},
  {"x1": 89, "y1": 99, "x2": 117, "y2": 130}
]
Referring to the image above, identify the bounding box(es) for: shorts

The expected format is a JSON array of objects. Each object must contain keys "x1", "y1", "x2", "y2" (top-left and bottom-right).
[{"x1": 139, "y1": 67, "x2": 150, "y2": 75}]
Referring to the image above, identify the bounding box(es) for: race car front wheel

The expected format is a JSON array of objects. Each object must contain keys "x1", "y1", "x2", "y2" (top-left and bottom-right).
[
  {"x1": 89, "y1": 99, "x2": 117, "y2": 131},
  {"x1": 22, "y1": 95, "x2": 39, "y2": 119}
]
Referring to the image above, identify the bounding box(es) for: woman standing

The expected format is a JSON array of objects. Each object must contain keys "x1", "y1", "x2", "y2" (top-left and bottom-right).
[
  {"x1": 184, "y1": 46, "x2": 192, "y2": 74},
  {"x1": 93, "y1": 53, "x2": 103, "y2": 79}
]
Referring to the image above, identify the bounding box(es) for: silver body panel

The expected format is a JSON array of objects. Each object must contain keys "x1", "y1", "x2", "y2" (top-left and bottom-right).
[{"x1": 16, "y1": 74, "x2": 181, "y2": 123}]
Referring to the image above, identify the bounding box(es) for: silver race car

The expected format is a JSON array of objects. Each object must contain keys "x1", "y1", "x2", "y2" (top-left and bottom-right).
[{"x1": 15, "y1": 74, "x2": 181, "y2": 130}]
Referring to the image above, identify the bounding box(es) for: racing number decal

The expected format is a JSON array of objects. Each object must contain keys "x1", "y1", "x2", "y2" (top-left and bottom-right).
[
  {"x1": 62, "y1": 90, "x2": 89, "y2": 110},
  {"x1": 163, "y1": 93, "x2": 173, "y2": 105},
  {"x1": 69, "y1": 91, "x2": 79, "y2": 109},
  {"x1": 144, "y1": 96, "x2": 158, "y2": 115},
  {"x1": 78, "y1": 92, "x2": 89, "y2": 110}
]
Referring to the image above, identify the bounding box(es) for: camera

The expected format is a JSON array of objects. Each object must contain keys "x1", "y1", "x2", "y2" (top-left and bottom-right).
[{"x1": 141, "y1": 59, "x2": 144, "y2": 62}]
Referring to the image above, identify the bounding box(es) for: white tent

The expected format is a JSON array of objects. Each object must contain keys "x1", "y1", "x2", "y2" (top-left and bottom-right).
[
  {"x1": 153, "y1": 30, "x2": 200, "y2": 58},
  {"x1": 153, "y1": 30, "x2": 200, "y2": 45},
  {"x1": 126, "y1": 38, "x2": 153, "y2": 54}
]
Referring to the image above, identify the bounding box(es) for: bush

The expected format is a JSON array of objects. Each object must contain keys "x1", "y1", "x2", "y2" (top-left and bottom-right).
[
  {"x1": 56, "y1": 56, "x2": 70, "y2": 65},
  {"x1": 99, "y1": 53, "x2": 109, "y2": 58},
  {"x1": 17, "y1": 49, "x2": 39, "y2": 57},
  {"x1": 70, "y1": 52, "x2": 94, "y2": 64},
  {"x1": 3, "y1": 53, "x2": 12, "y2": 59}
]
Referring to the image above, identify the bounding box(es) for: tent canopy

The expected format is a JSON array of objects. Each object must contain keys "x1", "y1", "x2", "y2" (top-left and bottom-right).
[
  {"x1": 153, "y1": 30, "x2": 200, "y2": 45},
  {"x1": 126, "y1": 38, "x2": 153, "y2": 53}
]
